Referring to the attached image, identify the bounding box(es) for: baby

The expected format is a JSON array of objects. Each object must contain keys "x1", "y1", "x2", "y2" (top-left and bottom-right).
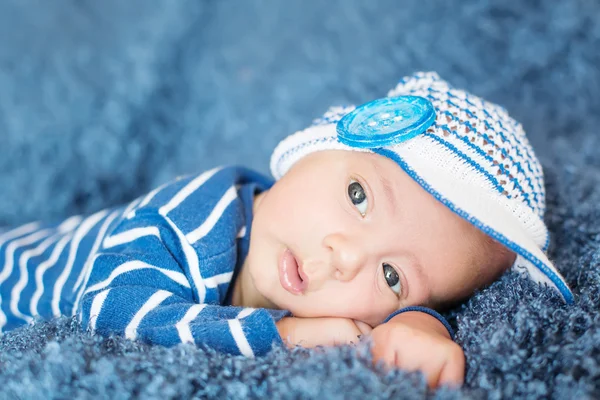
[{"x1": 0, "y1": 72, "x2": 573, "y2": 389}]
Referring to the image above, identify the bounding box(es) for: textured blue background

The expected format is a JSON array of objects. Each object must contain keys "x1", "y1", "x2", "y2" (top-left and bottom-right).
[
  {"x1": 0, "y1": 0, "x2": 598, "y2": 227},
  {"x1": 1, "y1": 0, "x2": 600, "y2": 398}
]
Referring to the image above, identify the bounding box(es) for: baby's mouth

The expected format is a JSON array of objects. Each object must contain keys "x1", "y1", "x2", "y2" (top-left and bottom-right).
[{"x1": 278, "y1": 248, "x2": 308, "y2": 295}]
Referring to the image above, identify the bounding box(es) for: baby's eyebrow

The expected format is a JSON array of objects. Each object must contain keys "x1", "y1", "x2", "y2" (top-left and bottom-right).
[
  {"x1": 380, "y1": 174, "x2": 397, "y2": 216},
  {"x1": 370, "y1": 160, "x2": 397, "y2": 216}
]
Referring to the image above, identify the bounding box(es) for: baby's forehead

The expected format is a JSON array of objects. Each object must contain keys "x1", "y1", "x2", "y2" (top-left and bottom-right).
[{"x1": 329, "y1": 149, "x2": 405, "y2": 178}]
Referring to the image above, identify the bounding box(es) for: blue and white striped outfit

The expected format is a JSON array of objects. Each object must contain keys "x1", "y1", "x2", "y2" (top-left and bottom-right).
[{"x1": 0, "y1": 165, "x2": 452, "y2": 356}]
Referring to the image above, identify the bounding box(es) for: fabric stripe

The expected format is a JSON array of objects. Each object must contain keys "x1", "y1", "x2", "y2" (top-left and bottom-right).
[
  {"x1": 72, "y1": 254, "x2": 99, "y2": 315},
  {"x1": 0, "y1": 229, "x2": 53, "y2": 284},
  {"x1": 127, "y1": 184, "x2": 168, "y2": 220},
  {"x1": 237, "y1": 308, "x2": 255, "y2": 319},
  {"x1": 228, "y1": 319, "x2": 254, "y2": 358},
  {"x1": 236, "y1": 226, "x2": 247, "y2": 239},
  {"x1": 9, "y1": 233, "x2": 62, "y2": 322},
  {"x1": 56, "y1": 215, "x2": 85, "y2": 233},
  {"x1": 73, "y1": 211, "x2": 120, "y2": 292},
  {"x1": 159, "y1": 167, "x2": 221, "y2": 217},
  {"x1": 84, "y1": 260, "x2": 190, "y2": 295},
  {"x1": 203, "y1": 272, "x2": 233, "y2": 289},
  {"x1": 0, "y1": 229, "x2": 54, "y2": 330},
  {"x1": 51, "y1": 210, "x2": 109, "y2": 317},
  {"x1": 160, "y1": 216, "x2": 206, "y2": 303},
  {"x1": 89, "y1": 288, "x2": 111, "y2": 332},
  {"x1": 186, "y1": 185, "x2": 237, "y2": 244},
  {"x1": 29, "y1": 233, "x2": 74, "y2": 317},
  {"x1": 70, "y1": 211, "x2": 121, "y2": 317},
  {"x1": 125, "y1": 290, "x2": 172, "y2": 340},
  {"x1": 176, "y1": 304, "x2": 207, "y2": 344},
  {"x1": 120, "y1": 197, "x2": 141, "y2": 220},
  {"x1": 0, "y1": 222, "x2": 41, "y2": 248},
  {"x1": 102, "y1": 226, "x2": 161, "y2": 249}
]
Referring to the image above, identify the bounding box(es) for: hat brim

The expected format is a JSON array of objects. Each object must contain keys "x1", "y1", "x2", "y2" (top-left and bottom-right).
[{"x1": 374, "y1": 145, "x2": 574, "y2": 304}]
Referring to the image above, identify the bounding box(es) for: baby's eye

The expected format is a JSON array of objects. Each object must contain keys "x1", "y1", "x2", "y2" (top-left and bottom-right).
[
  {"x1": 348, "y1": 180, "x2": 368, "y2": 216},
  {"x1": 383, "y1": 263, "x2": 401, "y2": 295}
]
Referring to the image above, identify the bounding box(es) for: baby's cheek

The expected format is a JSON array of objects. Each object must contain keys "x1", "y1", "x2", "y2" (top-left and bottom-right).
[{"x1": 344, "y1": 293, "x2": 393, "y2": 324}]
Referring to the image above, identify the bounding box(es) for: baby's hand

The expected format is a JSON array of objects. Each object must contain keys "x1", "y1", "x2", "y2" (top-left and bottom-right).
[
  {"x1": 369, "y1": 311, "x2": 465, "y2": 389},
  {"x1": 276, "y1": 317, "x2": 372, "y2": 348}
]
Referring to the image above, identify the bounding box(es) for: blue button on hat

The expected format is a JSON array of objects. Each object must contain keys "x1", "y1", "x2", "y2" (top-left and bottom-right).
[
  {"x1": 336, "y1": 95, "x2": 436, "y2": 148},
  {"x1": 270, "y1": 71, "x2": 574, "y2": 304}
]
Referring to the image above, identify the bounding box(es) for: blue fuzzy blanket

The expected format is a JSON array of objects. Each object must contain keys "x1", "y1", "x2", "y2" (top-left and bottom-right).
[{"x1": 1, "y1": 0, "x2": 599, "y2": 398}]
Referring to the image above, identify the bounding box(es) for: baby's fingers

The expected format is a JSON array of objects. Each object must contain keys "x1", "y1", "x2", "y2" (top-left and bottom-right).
[
  {"x1": 371, "y1": 338, "x2": 465, "y2": 389},
  {"x1": 353, "y1": 320, "x2": 373, "y2": 335},
  {"x1": 435, "y1": 347, "x2": 465, "y2": 388},
  {"x1": 390, "y1": 348, "x2": 444, "y2": 389}
]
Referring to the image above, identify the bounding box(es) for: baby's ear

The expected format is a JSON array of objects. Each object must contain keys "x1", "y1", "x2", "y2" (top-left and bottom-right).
[{"x1": 387, "y1": 71, "x2": 452, "y2": 97}]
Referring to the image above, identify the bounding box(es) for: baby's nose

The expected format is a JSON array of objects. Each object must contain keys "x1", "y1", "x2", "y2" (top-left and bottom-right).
[{"x1": 322, "y1": 233, "x2": 366, "y2": 281}]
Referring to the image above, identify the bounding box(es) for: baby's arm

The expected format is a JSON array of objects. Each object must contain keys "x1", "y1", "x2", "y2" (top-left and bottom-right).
[{"x1": 77, "y1": 199, "x2": 288, "y2": 357}]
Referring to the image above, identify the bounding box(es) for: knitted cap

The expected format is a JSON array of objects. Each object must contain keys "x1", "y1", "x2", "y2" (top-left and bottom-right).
[{"x1": 270, "y1": 72, "x2": 573, "y2": 303}]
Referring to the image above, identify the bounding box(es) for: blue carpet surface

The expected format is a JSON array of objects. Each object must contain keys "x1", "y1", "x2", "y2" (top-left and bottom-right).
[{"x1": 0, "y1": 0, "x2": 599, "y2": 398}]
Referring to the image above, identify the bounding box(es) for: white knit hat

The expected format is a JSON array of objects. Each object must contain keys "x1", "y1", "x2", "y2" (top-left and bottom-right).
[{"x1": 270, "y1": 71, "x2": 573, "y2": 303}]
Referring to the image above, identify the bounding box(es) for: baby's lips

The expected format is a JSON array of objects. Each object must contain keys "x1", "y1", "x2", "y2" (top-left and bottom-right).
[
  {"x1": 279, "y1": 248, "x2": 308, "y2": 295},
  {"x1": 297, "y1": 258, "x2": 309, "y2": 286}
]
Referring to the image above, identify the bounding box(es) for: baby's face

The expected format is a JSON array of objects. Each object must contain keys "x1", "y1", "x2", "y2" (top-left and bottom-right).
[{"x1": 245, "y1": 150, "x2": 513, "y2": 327}]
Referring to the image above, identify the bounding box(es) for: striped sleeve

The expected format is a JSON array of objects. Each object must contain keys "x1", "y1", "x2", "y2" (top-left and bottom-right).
[
  {"x1": 77, "y1": 188, "x2": 289, "y2": 356},
  {"x1": 79, "y1": 284, "x2": 289, "y2": 356}
]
